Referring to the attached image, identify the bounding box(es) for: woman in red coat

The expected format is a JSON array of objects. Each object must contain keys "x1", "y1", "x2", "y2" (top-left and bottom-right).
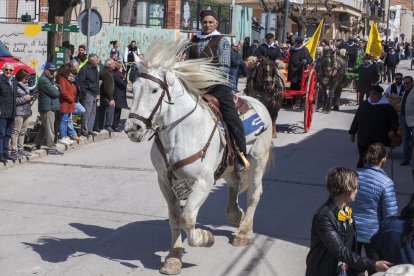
[{"x1": 56, "y1": 63, "x2": 77, "y2": 145}]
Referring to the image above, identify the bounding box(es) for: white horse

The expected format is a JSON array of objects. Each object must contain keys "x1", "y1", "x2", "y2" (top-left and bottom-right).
[{"x1": 124, "y1": 40, "x2": 273, "y2": 275}]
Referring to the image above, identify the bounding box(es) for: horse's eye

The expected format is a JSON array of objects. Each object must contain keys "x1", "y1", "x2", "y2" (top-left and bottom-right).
[{"x1": 152, "y1": 89, "x2": 158, "y2": 94}]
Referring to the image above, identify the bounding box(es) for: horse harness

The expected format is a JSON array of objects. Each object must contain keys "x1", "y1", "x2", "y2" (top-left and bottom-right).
[{"x1": 128, "y1": 72, "x2": 222, "y2": 192}]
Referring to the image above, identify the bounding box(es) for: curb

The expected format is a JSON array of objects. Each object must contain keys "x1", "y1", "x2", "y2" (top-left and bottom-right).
[{"x1": 0, "y1": 130, "x2": 119, "y2": 171}]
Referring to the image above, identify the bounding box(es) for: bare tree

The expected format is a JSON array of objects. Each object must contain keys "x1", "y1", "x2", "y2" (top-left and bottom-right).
[
  {"x1": 46, "y1": 0, "x2": 81, "y2": 61},
  {"x1": 120, "y1": 0, "x2": 135, "y2": 26}
]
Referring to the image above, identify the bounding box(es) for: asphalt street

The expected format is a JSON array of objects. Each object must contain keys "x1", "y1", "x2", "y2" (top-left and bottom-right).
[{"x1": 0, "y1": 60, "x2": 413, "y2": 276}]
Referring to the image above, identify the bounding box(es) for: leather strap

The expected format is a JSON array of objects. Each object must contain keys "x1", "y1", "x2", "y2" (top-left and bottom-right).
[{"x1": 154, "y1": 118, "x2": 218, "y2": 178}]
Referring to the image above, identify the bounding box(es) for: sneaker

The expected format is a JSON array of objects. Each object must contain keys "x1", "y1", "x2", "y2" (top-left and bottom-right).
[
  {"x1": 70, "y1": 136, "x2": 80, "y2": 142},
  {"x1": 48, "y1": 148, "x2": 64, "y2": 156},
  {"x1": 63, "y1": 137, "x2": 74, "y2": 145},
  {"x1": 58, "y1": 138, "x2": 71, "y2": 145}
]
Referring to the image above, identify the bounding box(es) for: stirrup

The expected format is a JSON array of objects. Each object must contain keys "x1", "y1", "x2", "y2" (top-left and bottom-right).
[{"x1": 237, "y1": 151, "x2": 250, "y2": 171}]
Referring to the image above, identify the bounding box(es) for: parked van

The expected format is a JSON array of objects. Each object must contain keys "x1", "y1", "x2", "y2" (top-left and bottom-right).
[{"x1": 0, "y1": 40, "x2": 36, "y2": 87}]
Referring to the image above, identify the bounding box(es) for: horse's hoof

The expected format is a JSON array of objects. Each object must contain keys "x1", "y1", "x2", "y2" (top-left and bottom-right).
[
  {"x1": 232, "y1": 235, "x2": 252, "y2": 247},
  {"x1": 205, "y1": 231, "x2": 215, "y2": 247},
  {"x1": 159, "y1": 257, "x2": 182, "y2": 275}
]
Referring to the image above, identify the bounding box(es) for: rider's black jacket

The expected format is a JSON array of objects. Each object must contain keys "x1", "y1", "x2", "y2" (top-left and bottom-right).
[{"x1": 306, "y1": 198, "x2": 376, "y2": 276}]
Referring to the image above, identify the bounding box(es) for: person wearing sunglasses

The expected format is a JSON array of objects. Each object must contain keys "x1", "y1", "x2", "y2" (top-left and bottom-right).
[
  {"x1": 384, "y1": 72, "x2": 405, "y2": 96},
  {"x1": 0, "y1": 63, "x2": 18, "y2": 163}
]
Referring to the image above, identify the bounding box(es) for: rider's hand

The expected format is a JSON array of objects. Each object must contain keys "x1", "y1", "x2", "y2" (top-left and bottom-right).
[
  {"x1": 375, "y1": 261, "x2": 392, "y2": 271},
  {"x1": 350, "y1": 134, "x2": 355, "y2": 143},
  {"x1": 109, "y1": 99, "x2": 115, "y2": 107}
]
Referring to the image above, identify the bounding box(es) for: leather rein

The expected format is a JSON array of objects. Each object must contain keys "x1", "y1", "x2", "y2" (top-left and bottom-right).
[{"x1": 128, "y1": 72, "x2": 218, "y2": 181}]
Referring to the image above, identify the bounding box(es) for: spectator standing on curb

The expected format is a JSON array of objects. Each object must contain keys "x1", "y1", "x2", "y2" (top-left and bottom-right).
[
  {"x1": 230, "y1": 43, "x2": 242, "y2": 91},
  {"x1": 349, "y1": 84, "x2": 399, "y2": 168},
  {"x1": 74, "y1": 44, "x2": 86, "y2": 63},
  {"x1": 401, "y1": 76, "x2": 414, "y2": 166},
  {"x1": 78, "y1": 54, "x2": 100, "y2": 138},
  {"x1": 0, "y1": 63, "x2": 18, "y2": 162},
  {"x1": 372, "y1": 193, "x2": 414, "y2": 265},
  {"x1": 67, "y1": 60, "x2": 83, "y2": 141},
  {"x1": 11, "y1": 69, "x2": 33, "y2": 158},
  {"x1": 109, "y1": 40, "x2": 121, "y2": 62},
  {"x1": 56, "y1": 64, "x2": 77, "y2": 146},
  {"x1": 352, "y1": 143, "x2": 398, "y2": 275},
  {"x1": 33, "y1": 62, "x2": 64, "y2": 156},
  {"x1": 112, "y1": 61, "x2": 127, "y2": 132},
  {"x1": 306, "y1": 167, "x2": 391, "y2": 275},
  {"x1": 98, "y1": 58, "x2": 115, "y2": 132}
]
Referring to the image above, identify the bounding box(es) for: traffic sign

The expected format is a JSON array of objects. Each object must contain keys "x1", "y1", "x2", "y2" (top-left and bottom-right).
[
  {"x1": 62, "y1": 24, "x2": 79, "y2": 32},
  {"x1": 42, "y1": 23, "x2": 79, "y2": 32},
  {"x1": 42, "y1": 23, "x2": 58, "y2": 32},
  {"x1": 78, "y1": 8, "x2": 102, "y2": 36}
]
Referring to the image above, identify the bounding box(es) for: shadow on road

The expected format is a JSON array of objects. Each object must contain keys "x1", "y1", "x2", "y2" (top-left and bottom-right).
[{"x1": 23, "y1": 221, "x2": 196, "y2": 271}]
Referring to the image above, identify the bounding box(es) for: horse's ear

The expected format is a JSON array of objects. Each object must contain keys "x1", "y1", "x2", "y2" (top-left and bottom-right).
[{"x1": 165, "y1": 71, "x2": 175, "y2": 86}]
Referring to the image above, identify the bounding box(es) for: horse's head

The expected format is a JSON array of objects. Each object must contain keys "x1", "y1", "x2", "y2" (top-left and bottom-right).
[
  {"x1": 125, "y1": 67, "x2": 175, "y2": 142},
  {"x1": 321, "y1": 49, "x2": 334, "y2": 76},
  {"x1": 256, "y1": 57, "x2": 277, "y2": 92}
]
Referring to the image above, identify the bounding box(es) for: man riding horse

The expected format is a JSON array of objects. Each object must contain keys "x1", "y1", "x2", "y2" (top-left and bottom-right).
[
  {"x1": 258, "y1": 32, "x2": 282, "y2": 61},
  {"x1": 187, "y1": 9, "x2": 247, "y2": 172}
]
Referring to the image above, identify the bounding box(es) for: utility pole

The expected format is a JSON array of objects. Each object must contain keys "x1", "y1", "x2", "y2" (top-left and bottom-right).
[
  {"x1": 385, "y1": 0, "x2": 391, "y2": 43},
  {"x1": 86, "y1": 0, "x2": 92, "y2": 54},
  {"x1": 283, "y1": 0, "x2": 290, "y2": 43}
]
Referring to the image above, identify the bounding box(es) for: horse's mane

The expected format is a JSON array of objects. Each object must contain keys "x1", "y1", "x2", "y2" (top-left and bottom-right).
[{"x1": 138, "y1": 39, "x2": 228, "y2": 96}]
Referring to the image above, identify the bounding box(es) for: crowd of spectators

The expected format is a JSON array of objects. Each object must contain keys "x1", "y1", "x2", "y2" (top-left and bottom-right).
[{"x1": 0, "y1": 42, "x2": 133, "y2": 161}]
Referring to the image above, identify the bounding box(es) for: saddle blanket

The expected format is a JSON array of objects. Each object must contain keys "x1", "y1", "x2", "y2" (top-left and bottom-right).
[{"x1": 218, "y1": 101, "x2": 267, "y2": 147}]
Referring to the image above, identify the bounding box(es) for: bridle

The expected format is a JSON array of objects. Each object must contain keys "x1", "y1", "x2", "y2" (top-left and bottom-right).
[{"x1": 128, "y1": 72, "x2": 173, "y2": 129}]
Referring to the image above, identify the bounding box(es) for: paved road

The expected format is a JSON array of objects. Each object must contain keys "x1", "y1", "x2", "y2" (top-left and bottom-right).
[{"x1": 0, "y1": 60, "x2": 413, "y2": 276}]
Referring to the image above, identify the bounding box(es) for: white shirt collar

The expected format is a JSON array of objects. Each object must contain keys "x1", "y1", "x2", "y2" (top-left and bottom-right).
[{"x1": 196, "y1": 30, "x2": 221, "y2": 39}]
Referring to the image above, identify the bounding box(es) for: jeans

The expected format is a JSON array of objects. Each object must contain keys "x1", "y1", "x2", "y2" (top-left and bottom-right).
[
  {"x1": 229, "y1": 68, "x2": 239, "y2": 91},
  {"x1": 401, "y1": 115, "x2": 413, "y2": 162},
  {"x1": 59, "y1": 113, "x2": 71, "y2": 138},
  {"x1": 11, "y1": 115, "x2": 30, "y2": 151},
  {"x1": 0, "y1": 117, "x2": 14, "y2": 155},
  {"x1": 81, "y1": 93, "x2": 97, "y2": 134},
  {"x1": 68, "y1": 102, "x2": 85, "y2": 137},
  {"x1": 386, "y1": 66, "x2": 396, "y2": 83},
  {"x1": 34, "y1": 111, "x2": 55, "y2": 149}
]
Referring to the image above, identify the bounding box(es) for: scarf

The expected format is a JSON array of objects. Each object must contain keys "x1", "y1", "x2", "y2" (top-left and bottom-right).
[{"x1": 196, "y1": 30, "x2": 221, "y2": 40}]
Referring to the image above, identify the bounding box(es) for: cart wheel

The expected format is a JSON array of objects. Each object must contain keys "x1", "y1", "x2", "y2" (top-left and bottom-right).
[{"x1": 304, "y1": 69, "x2": 317, "y2": 133}]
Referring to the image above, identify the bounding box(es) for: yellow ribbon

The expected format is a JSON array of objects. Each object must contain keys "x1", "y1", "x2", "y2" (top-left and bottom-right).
[{"x1": 338, "y1": 206, "x2": 353, "y2": 224}]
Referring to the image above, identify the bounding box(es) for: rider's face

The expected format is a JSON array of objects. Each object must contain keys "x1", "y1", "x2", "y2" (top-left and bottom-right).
[{"x1": 201, "y1": 16, "x2": 218, "y2": 35}]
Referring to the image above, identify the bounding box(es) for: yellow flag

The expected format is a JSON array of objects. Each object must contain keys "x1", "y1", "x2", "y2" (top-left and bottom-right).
[
  {"x1": 305, "y1": 18, "x2": 324, "y2": 59},
  {"x1": 365, "y1": 21, "x2": 382, "y2": 58}
]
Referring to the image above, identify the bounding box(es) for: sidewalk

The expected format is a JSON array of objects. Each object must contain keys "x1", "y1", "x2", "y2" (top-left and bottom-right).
[{"x1": 0, "y1": 130, "x2": 120, "y2": 171}]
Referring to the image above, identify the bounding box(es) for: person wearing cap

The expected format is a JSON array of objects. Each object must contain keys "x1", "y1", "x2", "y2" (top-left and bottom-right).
[
  {"x1": 33, "y1": 62, "x2": 64, "y2": 156},
  {"x1": 0, "y1": 63, "x2": 18, "y2": 162},
  {"x1": 349, "y1": 54, "x2": 380, "y2": 104},
  {"x1": 349, "y1": 84, "x2": 399, "y2": 168},
  {"x1": 258, "y1": 33, "x2": 282, "y2": 61},
  {"x1": 288, "y1": 37, "x2": 313, "y2": 90},
  {"x1": 186, "y1": 9, "x2": 247, "y2": 172}
]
